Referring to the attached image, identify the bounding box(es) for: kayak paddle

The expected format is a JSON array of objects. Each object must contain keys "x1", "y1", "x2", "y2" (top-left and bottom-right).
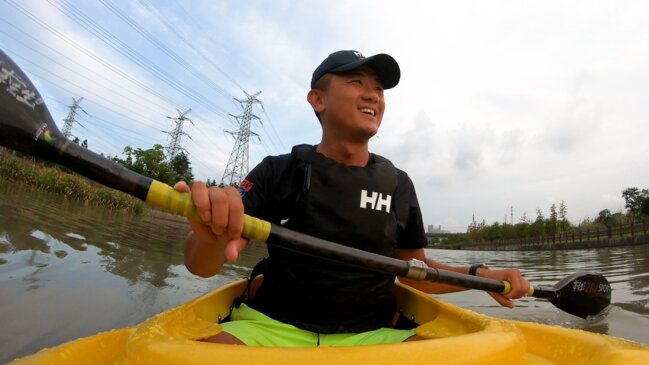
[{"x1": 0, "y1": 50, "x2": 611, "y2": 319}]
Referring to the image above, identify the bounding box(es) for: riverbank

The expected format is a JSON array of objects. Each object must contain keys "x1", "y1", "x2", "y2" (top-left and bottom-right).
[
  {"x1": 433, "y1": 220, "x2": 649, "y2": 251},
  {"x1": 0, "y1": 153, "x2": 146, "y2": 214},
  {"x1": 460, "y1": 234, "x2": 649, "y2": 251},
  {"x1": 454, "y1": 221, "x2": 649, "y2": 251}
]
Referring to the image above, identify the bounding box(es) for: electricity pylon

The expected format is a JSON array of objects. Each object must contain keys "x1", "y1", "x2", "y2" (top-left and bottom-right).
[
  {"x1": 221, "y1": 91, "x2": 262, "y2": 186},
  {"x1": 62, "y1": 97, "x2": 86, "y2": 138},
  {"x1": 164, "y1": 108, "x2": 193, "y2": 160}
]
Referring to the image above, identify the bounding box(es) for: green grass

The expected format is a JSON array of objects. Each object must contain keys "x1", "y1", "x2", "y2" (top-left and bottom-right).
[{"x1": 0, "y1": 154, "x2": 146, "y2": 214}]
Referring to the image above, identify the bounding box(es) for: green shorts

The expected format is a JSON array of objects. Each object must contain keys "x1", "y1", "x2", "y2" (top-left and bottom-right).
[{"x1": 220, "y1": 304, "x2": 416, "y2": 347}]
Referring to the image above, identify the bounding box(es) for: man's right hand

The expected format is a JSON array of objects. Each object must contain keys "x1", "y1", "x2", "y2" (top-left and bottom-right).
[{"x1": 175, "y1": 181, "x2": 250, "y2": 277}]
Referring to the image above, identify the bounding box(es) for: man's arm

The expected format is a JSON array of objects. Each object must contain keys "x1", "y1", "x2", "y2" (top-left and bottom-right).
[
  {"x1": 393, "y1": 248, "x2": 530, "y2": 308},
  {"x1": 175, "y1": 181, "x2": 249, "y2": 278}
]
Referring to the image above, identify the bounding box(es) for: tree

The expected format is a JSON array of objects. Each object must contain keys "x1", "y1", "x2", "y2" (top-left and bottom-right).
[
  {"x1": 514, "y1": 222, "x2": 530, "y2": 238},
  {"x1": 72, "y1": 137, "x2": 88, "y2": 148},
  {"x1": 112, "y1": 144, "x2": 174, "y2": 184},
  {"x1": 622, "y1": 187, "x2": 649, "y2": 217},
  {"x1": 641, "y1": 198, "x2": 649, "y2": 216},
  {"x1": 547, "y1": 203, "x2": 558, "y2": 235},
  {"x1": 466, "y1": 216, "x2": 486, "y2": 241},
  {"x1": 530, "y1": 208, "x2": 545, "y2": 236},
  {"x1": 169, "y1": 151, "x2": 194, "y2": 185},
  {"x1": 558, "y1": 200, "x2": 570, "y2": 231},
  {"x1": 486, "y1": 222, "x2": 503, "y2": 241},
  {"x1": 519, "y1": 212, "x2": 531, "y2": 224},
  {"x1": 596, "y1": 209, "x2": 612, "y2": 225}
]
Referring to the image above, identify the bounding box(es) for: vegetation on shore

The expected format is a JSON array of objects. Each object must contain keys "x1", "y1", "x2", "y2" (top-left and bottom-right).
[
  {"x1": 0, "y1": 138, "x2": 204, "y2": 215},
  {"x1": 0, "y1": 153, "x2": 146, "y2": 214},
  {"x1": 436, "y1": 189, "x2": 649, "y2": 248},
  {"x1": 110, "y1": 144, "x2": 195, "y2": 186}
]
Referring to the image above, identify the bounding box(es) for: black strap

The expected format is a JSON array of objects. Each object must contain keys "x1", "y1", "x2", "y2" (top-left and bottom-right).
[{"x1": 469, "y1": 263, "x2": 488, "y2": 276}]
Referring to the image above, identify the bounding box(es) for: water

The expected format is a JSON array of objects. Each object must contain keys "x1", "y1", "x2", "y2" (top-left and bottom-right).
[
  {"x1": 429, "y1": 247, "x2": 649, "y2": 344},
  {"x1": 1, "y1": 181, "x2": 648, "y2": 362},
  {"x1": 0, "y1": 182, "x2": 267, "y2": 363}
]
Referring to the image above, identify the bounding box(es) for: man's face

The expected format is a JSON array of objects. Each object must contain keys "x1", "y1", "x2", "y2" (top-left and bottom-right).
[{"x1": 315, "y1": 66, "x2": 385, "y2": 141}]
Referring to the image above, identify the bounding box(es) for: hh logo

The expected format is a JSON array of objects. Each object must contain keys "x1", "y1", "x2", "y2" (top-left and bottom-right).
[{"x1": 360, "y1": 190, "x2": 391, "y2": 213}]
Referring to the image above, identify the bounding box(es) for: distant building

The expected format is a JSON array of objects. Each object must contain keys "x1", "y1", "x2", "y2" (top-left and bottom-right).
[
  {"x1": 425, "y1": 225, "x2": 451, "y2": 246},
  {"x1": 427, "y1": 225, "x2": 447, "y2": 234}
]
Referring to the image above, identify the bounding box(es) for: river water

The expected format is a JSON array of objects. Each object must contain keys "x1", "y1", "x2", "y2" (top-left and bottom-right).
[{"x1": 1, "y1": 181, "x2": 648, "y2": 362}]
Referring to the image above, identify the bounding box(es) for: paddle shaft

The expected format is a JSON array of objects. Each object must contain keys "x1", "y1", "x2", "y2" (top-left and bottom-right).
[
  {"x1": 267, "y1": 222, "x2": 555, "y2": 297},
  {"x1": 46, "y1": 140, "x2": 153, "y2": 201}
]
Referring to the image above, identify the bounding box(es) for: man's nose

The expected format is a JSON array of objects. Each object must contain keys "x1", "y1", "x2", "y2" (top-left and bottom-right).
[{"x1": 362, "y1": 85, "x2": 380, "y2": 102}]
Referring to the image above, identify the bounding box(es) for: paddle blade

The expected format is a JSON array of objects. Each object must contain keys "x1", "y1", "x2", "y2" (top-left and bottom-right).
[
  {"x1": 0, "y1": 50, "x2": 67, "y2": 158},
  {"x1": 549, "y1": 272, "x2": 611, "y2": 319}
]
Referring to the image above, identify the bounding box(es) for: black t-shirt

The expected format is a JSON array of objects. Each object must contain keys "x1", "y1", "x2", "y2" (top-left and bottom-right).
[{"x1": 238, "y1": 145, "x2": 427, "y2": 333}]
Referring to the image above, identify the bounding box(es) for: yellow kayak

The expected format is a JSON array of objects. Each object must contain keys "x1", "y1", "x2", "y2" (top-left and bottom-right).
[{"x1": 8, "y1": 277, "x2": 649, "y2": 365}]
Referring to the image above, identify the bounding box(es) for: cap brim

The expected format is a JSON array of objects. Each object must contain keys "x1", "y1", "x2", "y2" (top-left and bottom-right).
[{"x1": 329, "y1": 53, "x2": 401, "y2": 89}]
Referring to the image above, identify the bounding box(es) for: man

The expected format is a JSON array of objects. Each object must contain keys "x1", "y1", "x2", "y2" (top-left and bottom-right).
[{"x1": 176, "y1": 50, "x2": 529, "y2": 346}]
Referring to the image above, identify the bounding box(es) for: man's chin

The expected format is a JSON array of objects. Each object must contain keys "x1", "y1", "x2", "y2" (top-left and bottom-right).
[{"x1": 353, "y1": 130, "x2": 378, "y2": 143}]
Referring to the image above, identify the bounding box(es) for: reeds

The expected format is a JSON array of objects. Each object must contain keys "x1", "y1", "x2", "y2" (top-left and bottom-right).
[{"x1": 0, "y1": 153, "x2": 146, "y2": 214}]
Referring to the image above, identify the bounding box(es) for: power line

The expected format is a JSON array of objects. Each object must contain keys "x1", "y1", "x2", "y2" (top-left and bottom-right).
[
  {"x1": 3, "y1": 1, "x2": 181, "y2": 113},
  {"x1": 4, "y1": 56, "x2": 193, "y2": 163},
  {"x1": 47, "y1": 102, "x2": 135, "y2": 155},
  {"x1": 98, "y1": 0, "x2": 233, "y2": 100},
  {"x1": 0, "y1": 21, "x2": 178, "y2": 115},
  {"x1": 75, "y1": 114, "x2": 158, "y2": 146},
  {"x1": 44, "y1": 0, "x2": 231, "y2": 119},
  {"x1": 138, "y1": 0, "x2": 245, "y2": 92},
  {"x1": 3, "y1": 51, "x2": 165, "y2": 128},
  {"x1": 260, "y1": 106, "x2": 287, "y2": 152},
  {"x1": 5, "y1": 0, "x2": 231, "y2": 125}
]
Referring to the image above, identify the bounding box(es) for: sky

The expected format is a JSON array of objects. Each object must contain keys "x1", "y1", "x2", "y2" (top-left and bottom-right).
[{"x1": 1, "y1": 0, "x2": 648, "y2": 232}]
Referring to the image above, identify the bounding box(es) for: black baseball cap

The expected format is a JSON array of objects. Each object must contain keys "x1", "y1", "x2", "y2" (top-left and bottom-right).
[{"x1": 310, "y1": 50, "x2": 400, "y2": 89}]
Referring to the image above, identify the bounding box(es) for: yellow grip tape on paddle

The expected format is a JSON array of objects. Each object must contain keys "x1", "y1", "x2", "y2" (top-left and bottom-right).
[
  {"x1": 501, "y1": 281, "x2": 511, "y2": 295},
  {"x1": 146, "y1": 181, "x2": 271, "y2": 242},
  {"x1": 146, "y1": 180, "x2": 199, "y2": 220},
  {"x1": 500, "y1": 281, "x2": 535, "y2": 296},
  {"x1": 242, "y1": 214, "x2": 271, "y2": 243}
]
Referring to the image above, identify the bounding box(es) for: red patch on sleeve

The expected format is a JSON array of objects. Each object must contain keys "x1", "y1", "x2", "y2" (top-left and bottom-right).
[
  {"x1": 238, "y1": 179, "x2": 254, "y2": 198},
  {"x1": 239, "y1": 179, "x2": 254, "y2": 192}
]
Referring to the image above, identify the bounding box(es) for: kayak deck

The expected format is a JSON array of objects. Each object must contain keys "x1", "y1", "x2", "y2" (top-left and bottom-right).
[{"x1": 9, "y1": 278, "x2": 649, "y2": 365}]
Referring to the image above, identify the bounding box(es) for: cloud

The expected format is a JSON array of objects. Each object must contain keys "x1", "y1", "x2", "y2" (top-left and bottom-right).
[
  {"x1": 539, "y1": 83, "x2": 603, "y2": 153},
  {"x1": 376, "y1": 110, "x2": 456, "y2": 188},
  {"x1": 452, "y1": 126, "x2": 488, "y2": 173},
  {"x1": 498, "y1": 129, "x2": 525, "y2": 165}
]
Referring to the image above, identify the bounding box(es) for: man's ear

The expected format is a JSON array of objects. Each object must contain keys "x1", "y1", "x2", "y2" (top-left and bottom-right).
[{"x1": 307, "y1": 89, "x2": 325, "y2": 114}]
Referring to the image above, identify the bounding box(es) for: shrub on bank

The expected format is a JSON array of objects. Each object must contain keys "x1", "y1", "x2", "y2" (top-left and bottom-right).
[{"x1": 0, "y1": 154, "x2": 146, "y2": 214}]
